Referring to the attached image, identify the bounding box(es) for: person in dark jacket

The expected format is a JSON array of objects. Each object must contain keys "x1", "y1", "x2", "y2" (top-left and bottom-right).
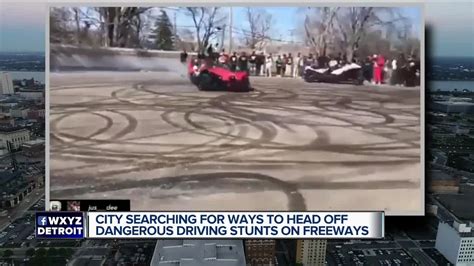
[
  {"x1": 414, "y1": 57, "x2": 420, "y2": 86},
  {"x1": 405, "y1": 55, "x2": 418, "y2": 87},
  {"x1": 362, "y1": 56, "x2": 373, "y2": 83},
  {"x1": 229, "y1": 52, "x2": 238, "y2": 71},
  {"x1": 180, "y1": 49, "x2": 188, "y2": 63},
  {"x1": 276, "y1": 55, "x2": 283, "y2": 77},
  {"x1": 282, "y1": 54, "x2": 287, "y2": 77},
  {"x1": 239, "y1": 52, "x2": 249, "y2": 72},
  {"x1": 396, "y1": 53, "x2": 407, "y2": 86},
  {"x1": 256, "y1": 52, "x2": 265, "y2": 76},
  {"x1": 317, "y1": 54, "x2": 329, "y2": 68}
]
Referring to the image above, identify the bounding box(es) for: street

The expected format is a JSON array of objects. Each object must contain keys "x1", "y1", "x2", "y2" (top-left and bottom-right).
[
  {"x1": 0, "y1": 187, "x2": 44, "y2": 232},
  {"x1": 50, "y1": 71, "x2": 422, "y2": 213}
]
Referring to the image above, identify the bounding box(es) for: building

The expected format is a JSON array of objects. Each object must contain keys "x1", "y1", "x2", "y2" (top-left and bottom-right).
[
  {"x1": 0, "y1": 117, "x2": 15, "y2": 127},
  {"x1": 296, "y1": 240, "x2": 327, "y2": 266},
  {"x1": 455, "y1": 125, "x2": 471, "y2": 135},
  {"x1": 22, "y1": 138, "x2": 45, "y2": 157},
  {"x1": 18, "y1": 90, "x2": 44, "y2": 101},
  {"x1": 27, "y1": 109, "x2": 45, "y2": 120},
  {"x1": 150, "y1": 240, "x2": 246, "y2": 266},
  {"x1": 428, "y1": 170, "x2": 461, "y2": 193},
  {"x1": 432, "y1": 150, "x2": 448, "y2": 166},
  {"x1": 430, "y1": 101, "x2": 474, "y2": 114},
  {"x1": 0, "y1": 72, "x2": 14, "y2": 95},
  {"x1": 0, "y1": 127, "x2": 30, "y2": 150},
  {"x1": 10, "y1": 108, "x2": 29, "y2": 119},
  {"x1": 435, "y1": 221, "x2": 474, "y2": 265},
  {"x1": 457, "y1": 156, "x2": 474, "y2": 173},
  {"x1": 244, "y1": 240, "x2": 276, "y2": 265}
]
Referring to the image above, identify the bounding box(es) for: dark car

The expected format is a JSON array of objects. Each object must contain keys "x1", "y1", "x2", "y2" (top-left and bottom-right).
[
  {"x1": 188, "y1": 59, "x2": 251, "y2": 92},
  {"x1": 304, "y1": 63, "x2": 364, "y2": 85}
]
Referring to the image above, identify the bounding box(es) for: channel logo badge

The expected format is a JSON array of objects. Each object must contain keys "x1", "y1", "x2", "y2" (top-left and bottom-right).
[{"x1": 35, "y1": 212, "x2": 85, "y2": 239}]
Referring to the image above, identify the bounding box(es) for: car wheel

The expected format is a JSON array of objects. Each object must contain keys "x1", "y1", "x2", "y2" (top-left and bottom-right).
[{"x1": 199, "y1": 73, "x2": 211, "y2": 91}]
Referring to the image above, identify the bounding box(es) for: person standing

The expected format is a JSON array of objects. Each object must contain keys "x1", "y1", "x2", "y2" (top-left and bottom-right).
[
  {"x1": 335, "y1": 53, "x2": 342, "y2": 66},
  {"x1": 294, "y1": 53, "x2": 302, "y2": 78},
  {"x1": 414, "y1": 55, "x2": 420, "y2": 86},
  {"x1": 286, "y1": 53, "x2": 294, "y2": 77},
  {"x1": 298, "y1": 54, "x2": 305, "y2": 77},
  {"x1": 405, "y1": 55, "x2": 417, "y2": 87},
  {"x1": 373, "y1": 54, "x2": 385, "y2": 85},
  {"x1": 362, "y1": 56, "x2": 373, "y2": 83},
  {"x1": 329, "y1": 55, "x2": 338, "y2": 70},
  {"x1": 397, "y1": 53, "x2": 407, "y2": 86},
  {"x1": 207, "y1": 45, "x2": 214, "y2": 58},
  {"x1": 238, "y1": 52, "x2": 249, "y2": 73},
  {"x1": 276, "y1": 55, "x2": 283, "y2": 77},
  {"x1": 256, "y1": 52, "x2": 265, "y2": 76},
  {"x1": 317, "y1": 53, "x2": 329, "y2": 68},
  {"x1": 249, "y1": 51, "x2": 257, "y2": 76},
  {"x1": 281, "y1": 54, "x2": 287, "y2": 77},
  {"x1": 218, "y1": 52, "x2": 227, "y2": 65},
  {"x1": 180, "y1": 49, "x2": 188, "y2": 63},
  {"x1": 307, "y1": 53, "x2": 314, "y2": 67},
  {"x1": 266, "y1": 53, "x2": 273, "y2": 77},
  {"x1": 229, "y1": 52, "x2": 238, "y2": 72},
  {"x1": 390, "y1": 58, "x2": 398, "y2": 85}
]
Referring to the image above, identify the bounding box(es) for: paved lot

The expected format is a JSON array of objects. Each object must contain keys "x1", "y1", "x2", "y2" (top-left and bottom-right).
[{"x1": 50, "y1": 71, "x2": 422, "y2": 213}]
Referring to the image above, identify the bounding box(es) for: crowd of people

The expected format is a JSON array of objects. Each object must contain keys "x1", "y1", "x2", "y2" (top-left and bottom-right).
[{"x1": 180, "y1": 47, "x2": 420, "y2": 87}]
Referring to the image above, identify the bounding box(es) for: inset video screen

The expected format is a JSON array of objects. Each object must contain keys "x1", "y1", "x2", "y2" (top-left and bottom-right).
[{"x1": 49, "y1": 6, "x2": 423, "y2": 214}]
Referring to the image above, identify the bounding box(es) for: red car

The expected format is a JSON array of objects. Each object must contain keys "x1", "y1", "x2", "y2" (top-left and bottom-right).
[{"x1": 188, "y1": 58, "x2": 251, "y2": 92}]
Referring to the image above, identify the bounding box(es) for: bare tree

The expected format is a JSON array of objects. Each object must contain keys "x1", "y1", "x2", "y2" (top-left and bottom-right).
[
  {"x1": 304, "y1": 7, "x2": 339, "y2": 56},
  {"x1": 243, "y1": 8, "x2": 273, "y2": 50},
  {"x1": 95, "y1": 7, "x2": 152, "y2": 48},
  {"x1": 304, "y1": 7, "x2": 410, "y2": 61},
  {"x1": 183, "y1": 7, "x2": 226, "y2": 53},
  {"x1": 334, "y1": 7, "x2": 409, "y2": 61},
  {"x1": 50, "y1": 7, "x2": 76, "y2": 44},
  {"x1": 72, "y1": 8, "x2": 82, "y2": 45}
]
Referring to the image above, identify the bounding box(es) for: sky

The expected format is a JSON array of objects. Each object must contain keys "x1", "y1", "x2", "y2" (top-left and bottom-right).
[
  {"x1": 0, "y1": 2, "x2": 47, "y2": 52},
  {"x1": 0, "y1": 1, "x2": 473, "y2": 57},
  {"x1": 171, "y1": 7, "x2": 421, "y2": 45},
  {"x1": 425, "y1": 1, "x2": 474, "y2": 57}
]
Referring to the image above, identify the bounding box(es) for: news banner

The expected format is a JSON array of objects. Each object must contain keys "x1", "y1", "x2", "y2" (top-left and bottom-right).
[{"x1": 36, "y1": 207, "x2": 384, "y2": 239}]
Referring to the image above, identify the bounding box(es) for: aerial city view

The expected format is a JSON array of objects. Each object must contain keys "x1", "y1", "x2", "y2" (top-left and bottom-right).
[{"x1": 0, "y1": 1, "x2": 473, "y2": 266}]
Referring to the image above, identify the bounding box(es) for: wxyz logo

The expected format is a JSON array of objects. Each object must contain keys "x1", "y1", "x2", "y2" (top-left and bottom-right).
[{"x1": 42, "y1": 217, "x2": 82, "y2": 226}]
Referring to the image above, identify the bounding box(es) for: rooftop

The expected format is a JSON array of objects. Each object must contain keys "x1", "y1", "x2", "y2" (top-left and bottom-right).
[
  {"x1": 151, "y1": 240, "x2": 246, "y2": 266},
  {"x1": 18, "y1": 89, "x2": 44, "y2": 93},
  {"x1": 429, "y1": 170, "x2": 456, "y2": 181},
  {"x1": 436, "y1": 184, "x2": 474, "y2": 222},
  {"x1": 22, "y1": 139, "x2": 45, "y2": 146},
  {"x1": 0, "y1": 126, "x2": 28, "y2": 133},
  {"x1": 434, "y1": 101, "x2": 474, "y2": 106},
  {"x1": 0, "y1": 171, "x2": 21, "y2": 186}
]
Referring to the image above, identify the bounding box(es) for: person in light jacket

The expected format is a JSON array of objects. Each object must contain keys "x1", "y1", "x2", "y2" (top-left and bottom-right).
[
  {"x1": 293, "y1": 53, "x2": 301, "y2": 78},
  {"x1": 265, "y1": 53, "x2": 273, "y2": 77},
  {"x1": 286, "y1": 53, "x2": 294, "y2": 77},
  {"x1": 249, "y1": 51, "x2": 257, "y2": 75}
]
